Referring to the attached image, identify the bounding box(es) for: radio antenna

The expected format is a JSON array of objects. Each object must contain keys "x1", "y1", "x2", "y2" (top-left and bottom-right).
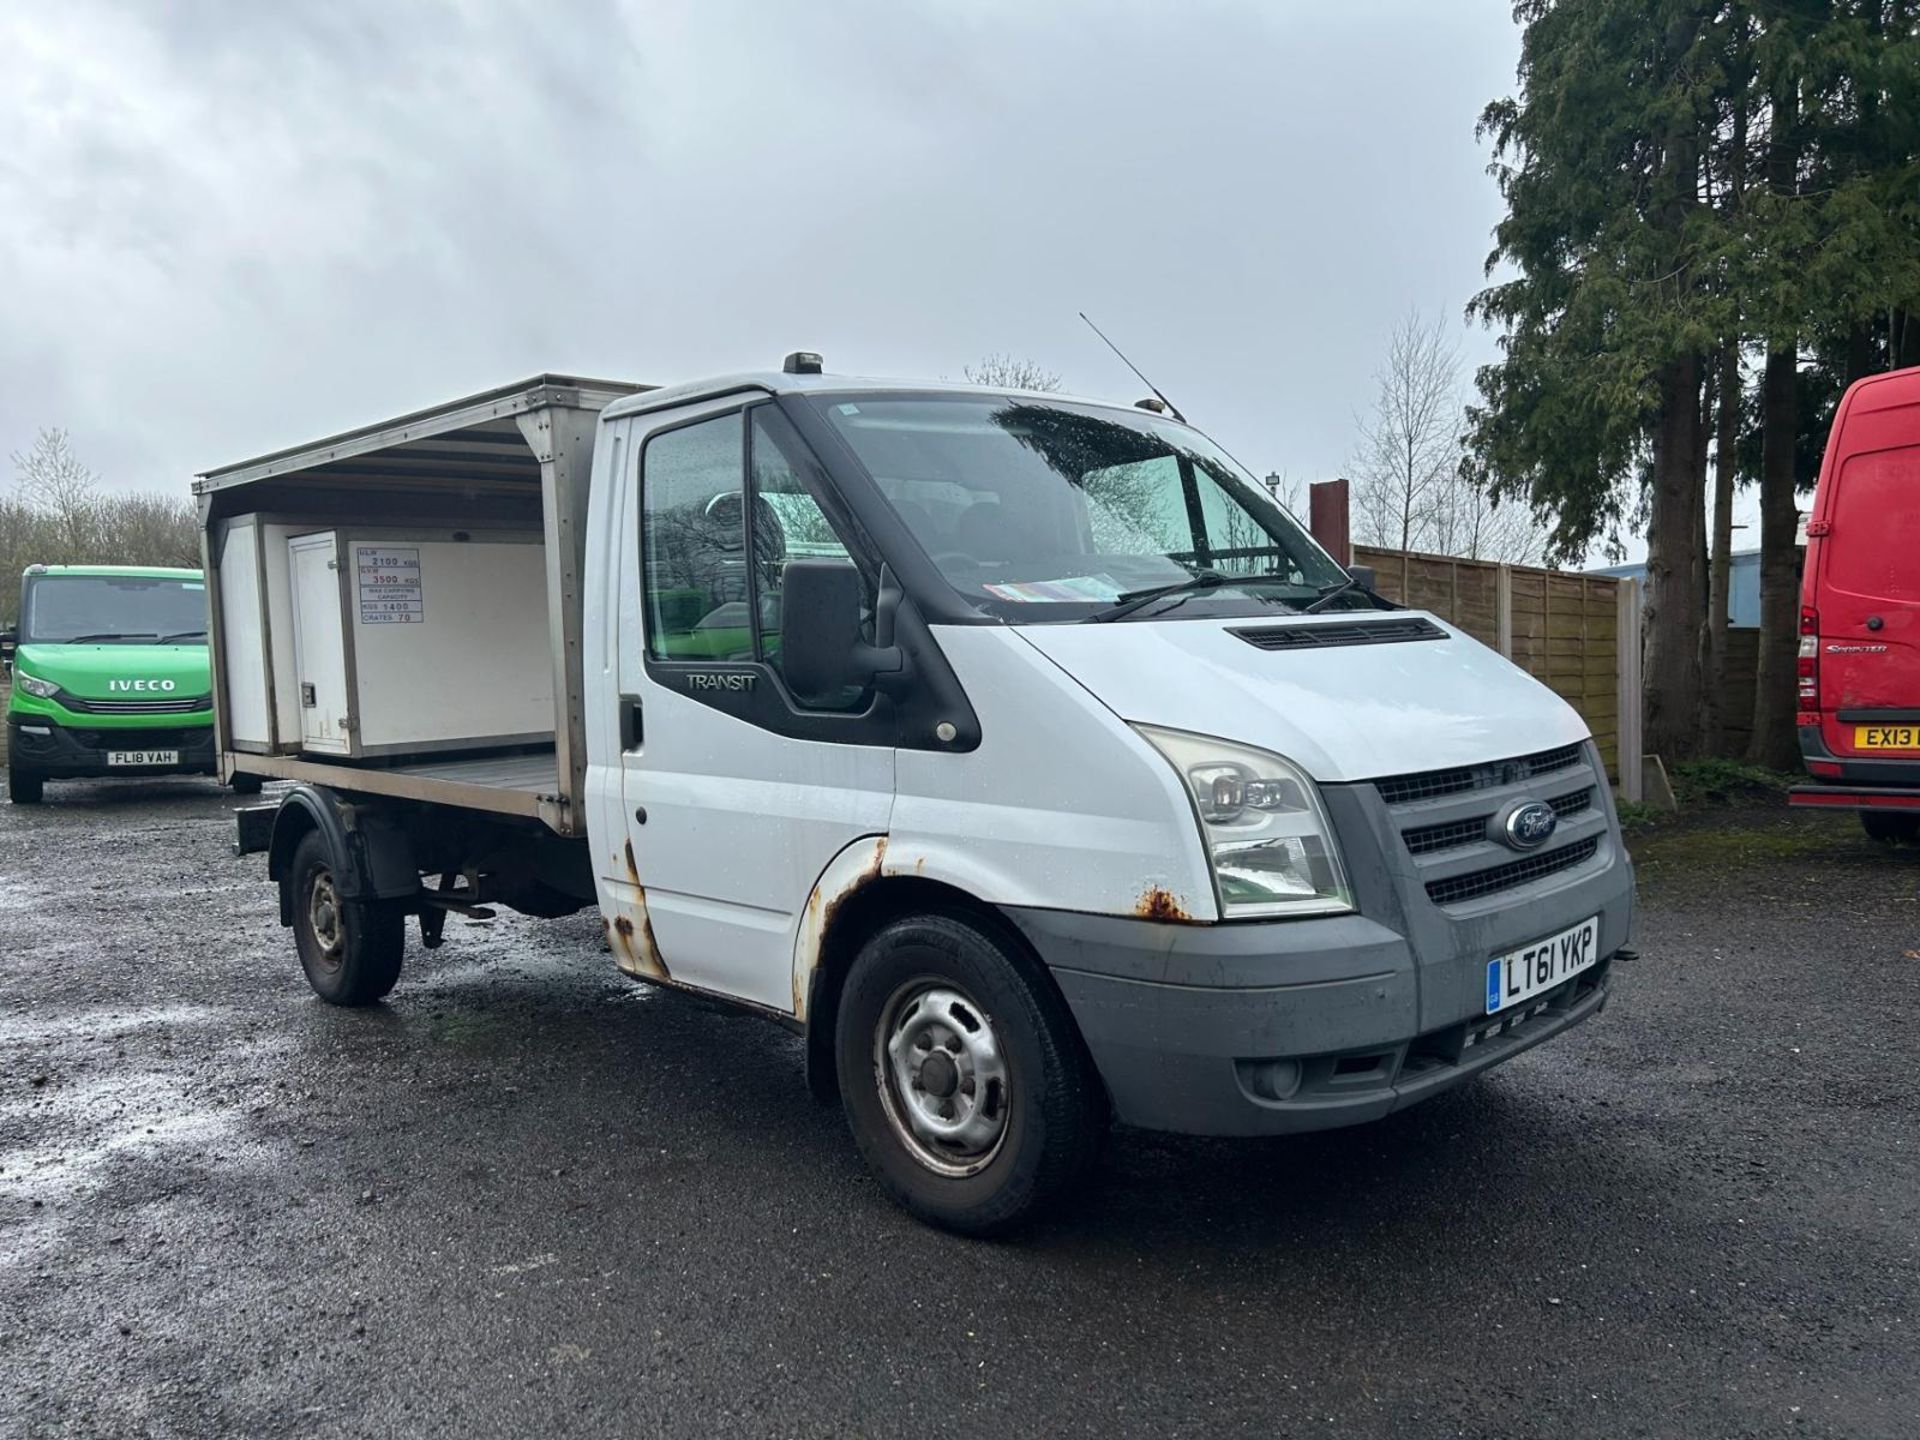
[{"x1": 1079, "y1": 312, "x2": 1186, "y2": 423}]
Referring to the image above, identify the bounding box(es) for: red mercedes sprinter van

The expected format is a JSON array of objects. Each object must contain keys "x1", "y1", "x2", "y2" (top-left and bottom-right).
[{"x1": 1790, "y1": 364, "x2": 1920, "y2": 840}]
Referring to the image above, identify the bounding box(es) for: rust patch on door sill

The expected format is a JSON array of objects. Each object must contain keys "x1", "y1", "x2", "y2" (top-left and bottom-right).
[{"x1": 609, "y1": 905, "x2": 669, "y2": 981}]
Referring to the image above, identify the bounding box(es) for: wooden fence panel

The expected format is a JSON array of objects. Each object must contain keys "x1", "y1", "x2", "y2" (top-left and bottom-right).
[{"x1": 1718, "y1": 628, "x2": 1760, "y2": 751}]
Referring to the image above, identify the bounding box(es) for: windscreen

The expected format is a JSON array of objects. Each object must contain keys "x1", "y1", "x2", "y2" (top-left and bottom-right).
[
  {"x1": 811, "y1": 395, "x2": 1345, "y2": 615},
  {"x1": 21, "y1": 575, "x2": 210, "y2": 644}
]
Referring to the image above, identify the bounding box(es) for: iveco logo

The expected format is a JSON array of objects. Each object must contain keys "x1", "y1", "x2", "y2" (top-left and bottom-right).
[
  {"x1": 1500, "y1": 800, "x2": 1558, "y2": 851},
  {"x1": 109, "y1": 679, "x2": 176, "y2": 692}
]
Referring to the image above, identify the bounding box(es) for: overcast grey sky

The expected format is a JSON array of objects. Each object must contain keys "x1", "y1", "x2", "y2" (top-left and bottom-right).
[{"x1": 1, "y1": 0, "x2": 1524, "y2": 502}]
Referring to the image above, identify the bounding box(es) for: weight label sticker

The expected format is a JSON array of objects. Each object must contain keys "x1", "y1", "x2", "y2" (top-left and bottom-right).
[{"x1": 357, "y1": 546, "x2": 423, "y2": 624}]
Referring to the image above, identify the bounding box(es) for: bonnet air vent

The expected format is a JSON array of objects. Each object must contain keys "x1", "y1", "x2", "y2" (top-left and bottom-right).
[{"x1": 1231, "y1": 617, "x2": 1449, "y2": 651}]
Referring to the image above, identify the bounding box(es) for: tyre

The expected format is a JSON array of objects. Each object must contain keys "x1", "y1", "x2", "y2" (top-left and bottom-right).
[
  {"x1": 835, "y1": 912, "x2": 1107, "y2": 1236},
  {"x1": 7, "y1": 762, "x2": 43, "y2": 805},
  {"x1": 288, "y1": 830, "x2": 405, "y2": 1005},
  {"x1": 1861, "y1": 811, "x2": 1920, "y2": 845},
  {"x1": 229, "y1": 772, "x2": 264, "y2": 796}
]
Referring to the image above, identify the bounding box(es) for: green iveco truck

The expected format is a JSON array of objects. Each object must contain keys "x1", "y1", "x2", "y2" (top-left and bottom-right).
[{"x1": 2, "y1": 564, "x2": 245, "y2": 804}]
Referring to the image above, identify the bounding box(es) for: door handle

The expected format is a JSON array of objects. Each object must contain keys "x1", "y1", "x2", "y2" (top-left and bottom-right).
[{"x1": 619, "y1": 694, "x2": 643, "y2": 751}]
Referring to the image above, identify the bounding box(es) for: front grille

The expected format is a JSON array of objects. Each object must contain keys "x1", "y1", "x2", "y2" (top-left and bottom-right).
[
  {"x1": 1402, "y1": 786, "x2": 1597, "y2": 857},
  {"x1": 1550, "y1": 788, "x2": 1594, "y2": 821},
  {"x1": 1375, "y1": 744, "x2": 1585, "y2": 806},
  {"x1": 1403, "y1": 816, "x2": 1488, "y2": 856},
  {"x1": 1232, "y1": 617, "x2": 1448, "y2": 651},
  {"x1": 1425, "y1": 837, "x2": 1600, "y2": 907},
  {"x1": 58, "y1": 693, "x2": 211, "y2": 715},
  {"x1": 71, "y1": 727, "x2": 208, "y2": 749}
]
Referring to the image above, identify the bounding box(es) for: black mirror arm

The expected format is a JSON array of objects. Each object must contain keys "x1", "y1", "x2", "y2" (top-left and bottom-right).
[{"x1": 861, "y1": 567, "x2": 912, "y2": 695}]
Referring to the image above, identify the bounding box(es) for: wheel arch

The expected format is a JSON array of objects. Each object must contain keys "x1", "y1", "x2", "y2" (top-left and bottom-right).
[
  {"x1": 266, "y1": 784, "x2": 420, "y2": 925},
  {"x1": 797, "y1": 856, "x2": 1096, "y2": 1110}
]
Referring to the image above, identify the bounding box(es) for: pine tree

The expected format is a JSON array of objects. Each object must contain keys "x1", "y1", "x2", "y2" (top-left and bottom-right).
[
  {"x1": 1470, "y1": 0, "x2": 1920, "y2": 766},
  {"x1": 1467, "y1": 0, "x2": 1730, "y2": 761}
]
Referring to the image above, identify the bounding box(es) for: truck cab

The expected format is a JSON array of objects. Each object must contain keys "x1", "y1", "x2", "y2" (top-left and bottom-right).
[
  {"x1": 1790, "y1": 365, "x2": 1920, "y2": 839},
  {"x1": 3, "y1": 564, "x2": 231, "y2": 804},
  {"x1": 206, "y1": 367, "x2": 1635, "y2": 1233}
]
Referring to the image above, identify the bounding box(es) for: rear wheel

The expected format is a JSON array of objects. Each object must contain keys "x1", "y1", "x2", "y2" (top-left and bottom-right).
[
  {"x1": 1861, "y1": 811, "x2": 1920, "y2": 845},
  {"x1": 7, "y1": 761, "x2": 43, "y2": 805},
  {"x1": 289, "y1": 831, "x2": 404, "y2": 1005},
  {"x1": 835, "y1": 912, "x2": 1106, "y2": 1236}
]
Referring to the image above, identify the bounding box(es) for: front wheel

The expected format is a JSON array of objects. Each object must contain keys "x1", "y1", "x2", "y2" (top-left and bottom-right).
[
  {"x1": 289, "y1": 831, "x2": 405, "y2": 1005},
  {"x1": 1861, "y1": 811, "x2": 1920, "y2": 845},
  {"x1": 7, "y1": 761, "x2": 43, "y2": 805},
  {"x1": 836, "y1": 913, "x2": 1106, "y2": 1236}
]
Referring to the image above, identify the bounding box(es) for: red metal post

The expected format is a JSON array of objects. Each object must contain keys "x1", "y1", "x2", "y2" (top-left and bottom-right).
[{"x1": 1309, "y1": 478, "x2": 1352, "y2": 567}]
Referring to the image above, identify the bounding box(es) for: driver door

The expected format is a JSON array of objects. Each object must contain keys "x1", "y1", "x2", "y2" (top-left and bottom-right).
[{"x1": 613, "y1": 401, "x2": 894, "y2": 1012}]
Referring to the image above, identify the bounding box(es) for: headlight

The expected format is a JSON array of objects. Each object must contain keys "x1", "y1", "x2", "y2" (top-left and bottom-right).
[
  {"x1": 1134, "y1": 724, "x2": 1352, "y2": 918},
  {"x1": 15, "y1": 672, "x2": 58, "y2": 699}
]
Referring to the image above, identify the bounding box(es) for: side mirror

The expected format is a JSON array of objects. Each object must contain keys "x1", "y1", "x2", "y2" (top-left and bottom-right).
[
  {"x1": 779, "y1": 561, "x2": 906, "y2": 706},
  {"x1": 0, "y1": 628, "x2": 15, "y2": 672},
  {"x1": 1345, "y1": 565, "x2": 1376, "y2": 592}
]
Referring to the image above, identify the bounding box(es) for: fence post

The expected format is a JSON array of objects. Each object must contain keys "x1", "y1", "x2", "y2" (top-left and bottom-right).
[
  {"x1": 1615, "y1": 577, "x2": 1645, "y2": 801},
  {"x1": 1495, "y1": 564, "x2": 1514, "y2": 659}
]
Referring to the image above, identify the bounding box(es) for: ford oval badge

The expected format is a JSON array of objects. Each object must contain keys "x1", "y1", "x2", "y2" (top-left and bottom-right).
[{"x1": 1502, "y1": 801, "x2": 1558, "y2": 851}]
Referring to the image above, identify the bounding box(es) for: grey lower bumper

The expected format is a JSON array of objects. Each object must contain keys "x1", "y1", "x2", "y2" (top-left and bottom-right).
[{"x1": 1008, "y1": 854, "x2": 1633, "y2": 1137}]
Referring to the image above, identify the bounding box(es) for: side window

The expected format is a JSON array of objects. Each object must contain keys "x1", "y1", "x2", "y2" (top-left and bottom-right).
[
  {"x1": 642, "y1": 413, "x2": 753, "y2": 661},
  {"x1": 1828, "y1": 447, "x2": 1920, "y2": 601},
  {"x1": 750, "y1": 409, "x2": 869, "y2": 711},
  {"x1": 641, "y1": 406, "x2": 870, "y2": 713}
]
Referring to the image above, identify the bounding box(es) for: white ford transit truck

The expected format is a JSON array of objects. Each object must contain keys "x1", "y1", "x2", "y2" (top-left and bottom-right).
[{"x1": 202, "y1": 363, "x2": 1634, "y2": 1234}]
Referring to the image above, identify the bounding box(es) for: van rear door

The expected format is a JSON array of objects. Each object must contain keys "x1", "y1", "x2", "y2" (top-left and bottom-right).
[{"x1": 1810, "y1": 371, "x2": 1920, "y2": 758}]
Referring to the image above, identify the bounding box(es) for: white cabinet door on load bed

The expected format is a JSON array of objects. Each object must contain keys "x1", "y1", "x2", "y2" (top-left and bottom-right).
[
  {"x1": 610, "y1": 402, "x2": 894, "y2": 1012},
  {"x1": 288, "y1": 533, "x2": 352, "y2": 755}
]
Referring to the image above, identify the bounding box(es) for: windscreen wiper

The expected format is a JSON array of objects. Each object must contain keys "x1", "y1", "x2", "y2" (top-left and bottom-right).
[
  {"x1": 1300, "y1": 576, "x2": 1391, "y2": 613},
  {"x1": 1087, "y1": 572, "x2": 1306, "y2": 623},
  {"x1": 63, "y1": 632, "x2": 157, "y2": 643},
  {"x1": 157, "y1": 630, "x2": 207, "y2": 643}
]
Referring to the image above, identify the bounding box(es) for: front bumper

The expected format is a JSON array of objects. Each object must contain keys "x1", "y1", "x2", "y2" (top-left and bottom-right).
[
  {"x1": 1010, "y1": 751, "x2": 1636, "y2": 1137},
  {"x1": 6, "y1": 716, "x2": 216, "y2": 779}
]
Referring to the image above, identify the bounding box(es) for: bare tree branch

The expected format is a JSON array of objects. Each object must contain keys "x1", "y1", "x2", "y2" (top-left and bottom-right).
[
  {"x1": 2, "y1": 430, "x2": 199, "y2": 623},
  {"x1": 1350, "y1": 309, "x2": 1544, "y2": 563},
  {"x1": 962, "y1": 354, "x2": 1062, "y2": 392}
]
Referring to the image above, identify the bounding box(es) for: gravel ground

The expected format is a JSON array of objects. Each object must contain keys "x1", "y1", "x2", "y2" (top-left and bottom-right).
[{"x1": 1, "y1": 776, "x2": 1916, "y2": 1438}]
